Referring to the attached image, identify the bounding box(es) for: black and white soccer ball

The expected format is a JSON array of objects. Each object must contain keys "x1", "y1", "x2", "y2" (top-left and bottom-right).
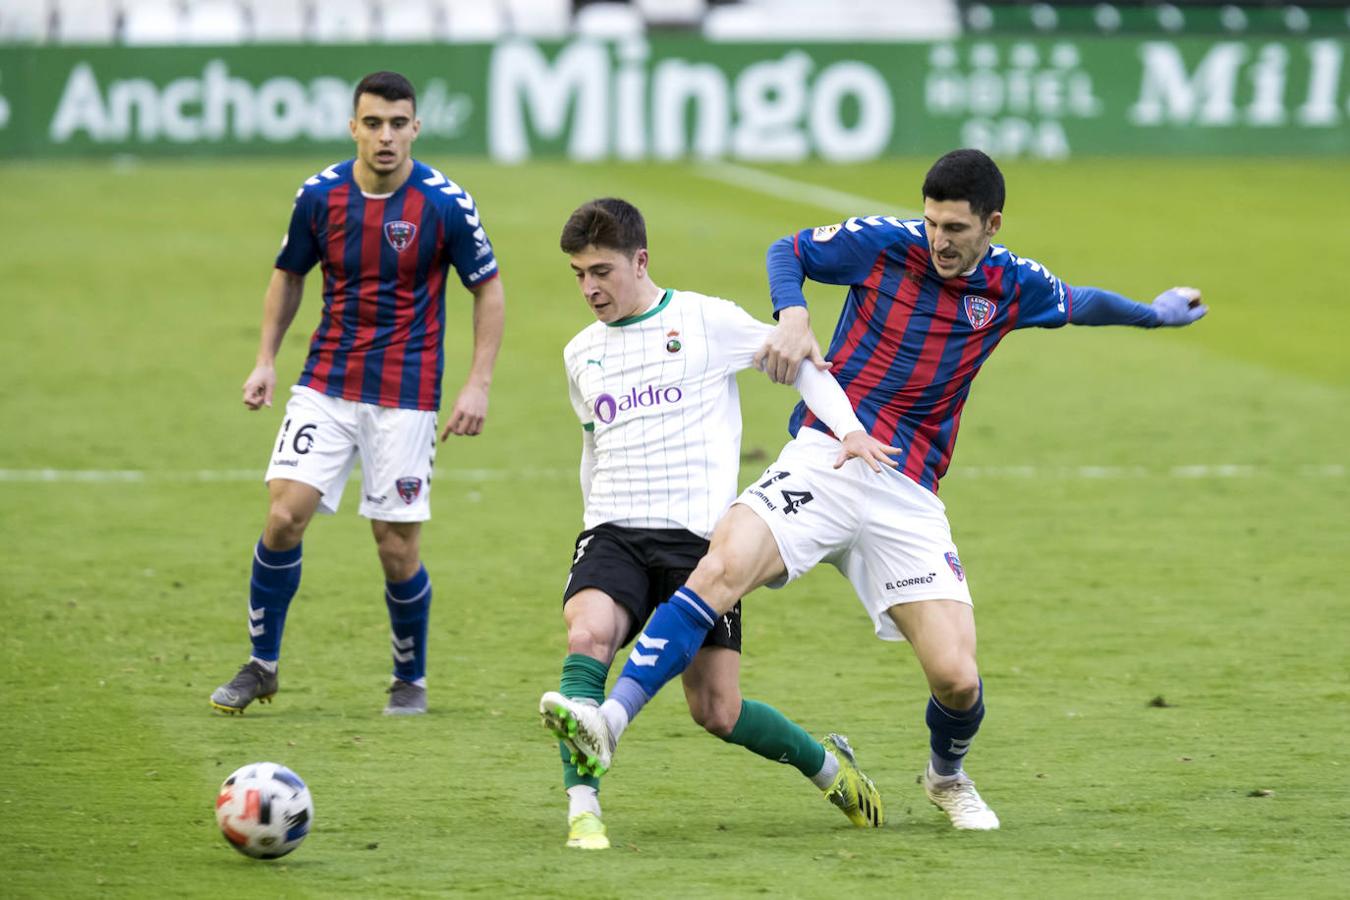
[{"x1": 215, "y1": 762, "x2": 313, "y2": 859}]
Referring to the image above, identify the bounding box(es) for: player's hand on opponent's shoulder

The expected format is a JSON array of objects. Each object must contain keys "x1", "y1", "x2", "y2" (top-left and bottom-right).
[
  {"x1": 441, "y1": 381, "x2": 490, "y2": 440},
  {"x1": 1151, "y1": 286, "x2": 1207, "y2": 327},
  {"x1": 754, "y1": 306, "x2": 829, "y2": 385},
  {"x1": 833, "y1": 430, "x2": 903, "y2": 473},
  {"x1": 242, "y1": 363, "x2": 276, "y2": 410}
]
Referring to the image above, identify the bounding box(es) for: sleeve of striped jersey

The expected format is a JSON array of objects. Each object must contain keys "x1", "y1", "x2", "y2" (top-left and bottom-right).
[
  {"x1": 1066, "y1": 286, "x2": 1159, "y2": 328},
  {"x1": 444, "y1": 194, "x2": 500, "y2": 288},
  {"x1": 1012, "y1": 257, "x2": 1072, "y2": 329},
  {"x1": 274, "y1": 189, "x2": 320, "y2": 275},
  {"x1": 769, "y1": 220, "x2": 907, "y2": 314}
]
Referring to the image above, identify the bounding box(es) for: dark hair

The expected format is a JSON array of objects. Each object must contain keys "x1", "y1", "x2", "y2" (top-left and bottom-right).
[
  {"x1": 353, "y1": 71, "x2": 416, "y2": 113},
  {"x1": 921, "y1": 149, "x2": 1005, "y2": 219},
  {"x1": 559, "y1": 198, "x2": 647, "y2": 256}
]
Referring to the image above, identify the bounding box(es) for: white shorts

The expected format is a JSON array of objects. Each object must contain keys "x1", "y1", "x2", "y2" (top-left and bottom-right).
[
  {"x1": 264, "y1": 386, "x2": 437, "y2": 522},
  {"x1": 735, "y1": 428, "x2": 972, "y2": 641}
]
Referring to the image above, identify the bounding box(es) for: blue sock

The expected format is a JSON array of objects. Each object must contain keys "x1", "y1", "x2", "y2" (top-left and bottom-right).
[
  {"x1": 610, "y1": 586, "x2": 718, "y2": 721},
  {"x1": 927, "y1": 680, "x2": 985, "y2": 777},
  {"x1": 386, "y1": 564, "x2": 431, "y2": 683},
  {"x1": 248, "y1": 538, "x2": 302, "y2": 662}
]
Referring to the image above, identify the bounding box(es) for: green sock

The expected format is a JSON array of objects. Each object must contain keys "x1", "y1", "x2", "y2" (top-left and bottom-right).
[
  {"x1": 723, "y1": 699, "x2": 827, "y2": 778},
  {"x1": 559, "y1": 653, "x2": 610, "y2": 790}
]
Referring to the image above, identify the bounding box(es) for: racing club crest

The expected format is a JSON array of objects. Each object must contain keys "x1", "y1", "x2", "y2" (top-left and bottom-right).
[
  {"x1": 945, "y1": 551, "x2": 965, "y2": 582},
  {"x1": 384, "y1": 220, "x2": 418, "y2": 252},
  {"x1": 962, "y1": 295, "x2": 997, "y2": 330},
  {"x1": 396, "y1": 476, "x2": 423, "y2": 504}
]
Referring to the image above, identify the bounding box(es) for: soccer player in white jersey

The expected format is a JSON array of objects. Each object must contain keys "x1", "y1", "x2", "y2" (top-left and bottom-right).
[
  {"x1": 539, "y1": 151, "x2": 1207, "y2": 834},
  {"x1": 539, "y1": 198, "x2": 901, "y2": 849}
]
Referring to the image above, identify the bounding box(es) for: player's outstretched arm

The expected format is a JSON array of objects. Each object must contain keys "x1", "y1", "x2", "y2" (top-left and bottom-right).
[
  {"x1": 442, "y1": 275, "x2": 505, "y2": 439},
  {"x1": 243, "y1": 269, "x2": 305, "y2": 410},
  {"x1": 1067, "y1": 285, "x2": 1208, "y2": 328}
]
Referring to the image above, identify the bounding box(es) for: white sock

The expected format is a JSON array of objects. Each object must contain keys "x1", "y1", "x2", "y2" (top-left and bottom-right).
[
  {"x1": 567, "y1": 785, "x2": 601, "y2": 820},
  {"x1": 927, "y1": 762, "x2": 961, "y2": 785},
  {"x1": 811, "y1": 750, "x2": 841, "y2": 790},
  {"x1": 598, "y1": 699, "x2": 630, "y2": 743},
  {"x1": 250, "y1": 656, "x2": 277, "y2": 673}
]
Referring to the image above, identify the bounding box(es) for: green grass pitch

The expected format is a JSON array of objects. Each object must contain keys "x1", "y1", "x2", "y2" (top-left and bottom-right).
[{"x1": 1, "y1": 155, "x2": 1347, "y2": 898}]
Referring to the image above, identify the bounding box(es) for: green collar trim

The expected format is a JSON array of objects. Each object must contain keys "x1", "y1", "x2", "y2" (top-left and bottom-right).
[{"x1": 608, "y1": 289, "x2": 672, "y2": 327}]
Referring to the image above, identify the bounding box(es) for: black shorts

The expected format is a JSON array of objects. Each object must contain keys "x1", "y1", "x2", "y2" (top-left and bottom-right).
[{"x1": 563, "y1": 523, "x2": 742, "y2": 652}]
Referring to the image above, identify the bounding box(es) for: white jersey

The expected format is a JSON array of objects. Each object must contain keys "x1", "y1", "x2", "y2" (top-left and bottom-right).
[{"x1": 564, "y1": 288, "x2": 778, "y2": 538}]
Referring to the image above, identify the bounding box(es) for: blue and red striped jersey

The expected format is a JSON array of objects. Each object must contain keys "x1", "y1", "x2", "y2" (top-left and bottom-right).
[
  {"x1": 275, "y1": 159, "x2": 499, "y2": 412},
  {"x1": 770, "y1": 216, "x2": 1072, "y2": 493}
]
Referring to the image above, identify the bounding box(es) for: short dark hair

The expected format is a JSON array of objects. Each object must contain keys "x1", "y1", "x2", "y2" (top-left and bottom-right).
[
  {"x1": 353, "y1": 71, "x2": 416, "y2": 113},
  {"x1": 559, "y1": 198, "x2": 647, "y2": 256},
  {"x1": 921, "y1": 149, "x2": 1005, "y2": 219}
]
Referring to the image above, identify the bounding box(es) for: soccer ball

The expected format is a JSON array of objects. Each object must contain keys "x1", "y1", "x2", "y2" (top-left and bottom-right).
[{"x1": 215, "y1": 762, "x2": 313, "y2": 859}]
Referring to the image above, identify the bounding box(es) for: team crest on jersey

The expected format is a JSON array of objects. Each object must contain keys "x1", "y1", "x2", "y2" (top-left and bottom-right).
[
  {"x1": 962, "y1": 295, "x2": 997, "y2": 330},
  {"x1": 666, "y1": 329, "x2": 681, "y2": 353},
  {"x1": 396, "y1": 476, "x2": 422, "y2": 504},
  {"x1": 945, "y1": 551, "x2": 965, "y2": 582},
  {"x1": 384, "y1": 220, "x2": 418, "y2": 252},
  {"x1": 812, "y1": 223, "x2": 842, "y2": 242}
]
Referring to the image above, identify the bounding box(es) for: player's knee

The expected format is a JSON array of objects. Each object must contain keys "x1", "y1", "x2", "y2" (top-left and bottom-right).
[
  {"x1": 686, "y1": 552, "x2": 739, "y2": 607},
  {"x1": 566, "y1": 625, "x2": 616, "y2": 662},
  {"x1": 689, "y1": 694, "x2": 739, "y2": 738},
  {"x1": 930, "y1": 670, "x2": 981, "y2": 711},
  {"x1": 375, "y1": 543, "x2": 419, "y2": 582},
  {"x1": 264, "y1": 502, "x2": 309, "y2": 546}
]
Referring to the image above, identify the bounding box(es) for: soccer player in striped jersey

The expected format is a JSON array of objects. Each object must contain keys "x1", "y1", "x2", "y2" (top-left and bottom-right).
[
  {"x1": 540, "y1": 150, "x2": 1207, "y2": 832},
  {"x1": 210, "y1": 71, "x2": 504, "y2": 717},
  {"x1": 538, "y1": 198, "x2": 899, "y2": 849}
]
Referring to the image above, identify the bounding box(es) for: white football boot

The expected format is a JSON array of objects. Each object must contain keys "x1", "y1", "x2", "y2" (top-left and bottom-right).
[
  {"x1": 540, "y1": 691, "x2": 616, "y2": 777},
  {"x1": 922, "y1": 764, "x2": 1000, "y2": 830}
]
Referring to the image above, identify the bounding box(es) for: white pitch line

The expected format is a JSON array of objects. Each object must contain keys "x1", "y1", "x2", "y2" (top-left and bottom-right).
[
  {"x1": 696, "y1": 162, "x2": 920, "y2": 219},
  {"x1": 0, "y1": 465, "x2": 1343, "y2": 485},
  {"x1": 0, "y1": 468, "x2": 570, "y2": 484}
]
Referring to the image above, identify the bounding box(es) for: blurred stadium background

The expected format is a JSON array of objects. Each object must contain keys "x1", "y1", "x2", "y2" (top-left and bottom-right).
[
  {"x1": 2, "y1": 0, "x2": 1350, "y2": 160},
  {"x1": 2, "y1": 1, "x2": 1347, "y2": 897},
  {"x1": 2, "y1": 0, "x2": 1350, "y2": 43}
]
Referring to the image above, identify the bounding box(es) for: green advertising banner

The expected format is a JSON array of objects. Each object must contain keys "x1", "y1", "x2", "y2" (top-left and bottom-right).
[{"x1": 1, "y1": 36, "x2": 1347, "y2": 160}]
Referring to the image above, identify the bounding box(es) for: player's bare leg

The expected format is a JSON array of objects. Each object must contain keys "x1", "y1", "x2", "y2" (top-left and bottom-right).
[
  {"x1": 685, "y1": 504, "x2": 790, "y2": 613},
  {"x1": 681, "y1": 646, "x2": 743, "y2": 739},
  {"x1": 210, "y1": 479, "x2": 320, "y2": 714},
  {"x1": 263, "y1": 478, "x2": 323, "y2": 551},
  {"x1": 374, "y1": 520, "x2": 431, "y2": 715},
  {"x1": 887, "y1": 599, "x2": 999, "y2": 830}
]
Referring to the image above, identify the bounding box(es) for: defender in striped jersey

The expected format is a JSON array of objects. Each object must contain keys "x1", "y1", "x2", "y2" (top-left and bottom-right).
[
  {"x1": 538, "y1": 199, "x2": 898, "y2": 849},
  {"x1": 210, "y1": 72, "x2": 504, "y2": 717},
  {"x1": 539, "y1": 151, "x2": 1207, "y2": 834}
]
